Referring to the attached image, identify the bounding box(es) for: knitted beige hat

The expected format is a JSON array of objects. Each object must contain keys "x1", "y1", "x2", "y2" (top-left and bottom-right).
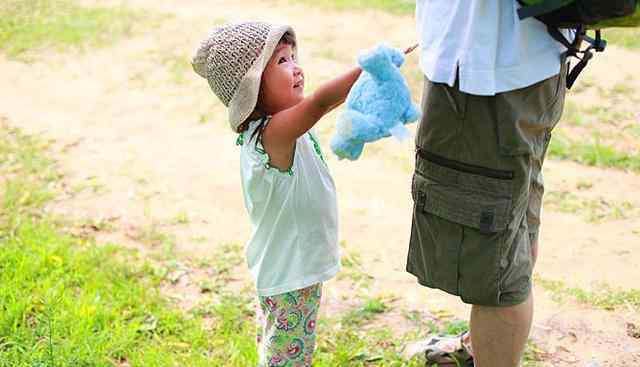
[{"x1": 192, "y1": 21, "x2": 297, "y2": 132}]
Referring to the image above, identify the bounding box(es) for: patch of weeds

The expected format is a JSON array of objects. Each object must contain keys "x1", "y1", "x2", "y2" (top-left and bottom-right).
[
  {"x1": 211, "y1": 242, "x2": 244, "y2": 276},
  {"x1": 522, "y1": 340, "x2": 547, "y2": 366},
  {"x1": 129, "y1": 220, "x2": 171, "y2": 246},
  {"x1": 341, "y1": 296, "x2": 390, "y2": 327},
  {"x1": 0, "y1": 122, "x2": 59, "y2": 231},
  {"x1": 544, "y1": 190, "x2": 637, "y2": 222},
  {"x1": 576, "y1": 179, "x2": 593, "y2": 190},
  {"x1": 297, "y1": 0, "x2": 415, "y2": 15},
  {"x1": 193, "y1": 256, "x2": 212, "y2": 268},
  {"x1": 316, "y1": 319, "x2": 424, "y2": 366},
  {"x1": 66, "y1": 216, "x2": 116, "y2": 239},
  {"x1": 442, "y1": 319, "x2": 469, "y2": 335},
  {"x1": 563, "y1": 99, "x2": 634, "y2": 128},
  {"x1": 561, "y1": 100, "x2": 588, "y2": 126},
  {"x1": 0, "y1": 123, "x2": 240, "y2": 366},
  {"x1": 430, "y1": 308, "x2": 455, "y2": 320},
  {"x1": 187, "y1": 292, "x2": 258, "y2": 365},
  {"x1": 604, "y1": 28, "x2": 640, "y2": 50},
  {"x1": 0, "y1": 0, "x2": 142, "y2": 59},
  {"x1": 570, "y1": 76, "x2": 596, "y2": 93},
  {"x1": 548, "y1": 130, "x2": 640, "y2": 172},
  {"x1": 196, "y1": 103, "x2": 223, "y2": 124},
  {"x1": 69, "y1": 175, "x2": 106, "y2": 195},
  {"x1": 402, "y1": 310, "x2": 440, "y2": 333},
  {"x1": 159, "y1": 52, "x2": 192, "y2": 85},
  {"x1": 624, "y1": 122, "x2": 640, "y2": 138},
  {"x1": 338, "y1": 242, "x2": 374, "y2": 287},
  {"x1": 0, "y1": 121, "x2": 431, "y2": 366},
  {"x1": 537, "y1": 277, "x2": 640, "y2": 310},
  {"x1": 198, "y1": 279, "x2": 216, "y2": 293},
  {"x1": 190, "y1": 235, "x2": 210, "y2": 243},
  {"x1": 171, "y1": 211, "x2": 190, "y2": 225},
  {"x1": 609, "y1": 82, "x2": 636, "y2": 98},
  {"x1": 584, "y1": 105, "x2": 635, "y2": 125},
  {"x1": 315, "y1": 48, "x2": 340, "y2": 61}
]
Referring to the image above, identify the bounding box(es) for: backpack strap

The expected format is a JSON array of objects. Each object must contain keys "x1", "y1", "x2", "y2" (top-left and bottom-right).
[
  {"x1": 549, "y1": 25, "x2": 607, "y2": 89},
  {"x1": 546, "y1": 25, "x2": 582, "y2": 56},
  {"x1": 517, "y1": 0, "x2": 571, "y2": 20}
]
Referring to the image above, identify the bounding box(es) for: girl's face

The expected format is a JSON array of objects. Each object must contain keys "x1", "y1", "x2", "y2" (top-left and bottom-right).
[{"x1": 258, "y1": 43, "x2": 304, "y2": 114}]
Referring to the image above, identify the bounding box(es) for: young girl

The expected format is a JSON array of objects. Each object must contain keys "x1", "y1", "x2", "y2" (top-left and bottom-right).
[{"x1": 191, "y1": 21, "x2": 363, "y2": 366}]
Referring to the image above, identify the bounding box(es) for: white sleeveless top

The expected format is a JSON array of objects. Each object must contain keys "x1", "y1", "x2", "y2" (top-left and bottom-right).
[{"x1": 239, "y1": 117, "x2": 340, "y2": 296}]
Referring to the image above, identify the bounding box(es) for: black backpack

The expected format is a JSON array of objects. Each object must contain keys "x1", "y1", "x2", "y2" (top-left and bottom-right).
[{"x1": 517, "y1": 0, "x2": 638, "y2": 88}]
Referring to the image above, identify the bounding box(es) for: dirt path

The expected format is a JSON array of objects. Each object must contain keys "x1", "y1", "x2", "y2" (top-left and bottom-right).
[{"x1": 1, "y1": 1, "x2": 639, "y2": 365}]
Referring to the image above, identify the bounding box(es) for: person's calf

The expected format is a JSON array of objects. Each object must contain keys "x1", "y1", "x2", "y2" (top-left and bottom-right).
[{"x1": 469, "y1": 293, "x2": 534, "y2": 367}]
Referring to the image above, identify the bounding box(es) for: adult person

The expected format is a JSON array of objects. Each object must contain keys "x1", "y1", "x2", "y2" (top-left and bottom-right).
[{"x1": 407, "y1": 1, "x2": 568, "y2": 366}]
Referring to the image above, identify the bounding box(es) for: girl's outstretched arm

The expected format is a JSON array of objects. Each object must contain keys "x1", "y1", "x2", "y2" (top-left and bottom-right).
[
  {"x1": 265, "y1": 67, "x2": 362, "y2": 143},
  {"x1": 262, "y1": 44, "x2": 417, "y2": 170},
  {"x1": 260, "y1": 67, "x2": 362, "y2": 170}
]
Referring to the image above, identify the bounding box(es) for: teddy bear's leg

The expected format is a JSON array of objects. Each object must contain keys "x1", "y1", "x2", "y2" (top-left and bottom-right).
[
  {"x1": 330, "y1": 110, "x2": 367, "y2": 160},
  {"x1": 331, "y1": 135, "x2": 365, "y2": 161},
  {"x1": 349, "y1": 110, "x2": 386, "y2": 143},
  {"x1": 389, "y1": 123, "x2": 411, "y2": 142},
  {"x1": 402, "y1": 103, "x2": 421, "y2": 124}
]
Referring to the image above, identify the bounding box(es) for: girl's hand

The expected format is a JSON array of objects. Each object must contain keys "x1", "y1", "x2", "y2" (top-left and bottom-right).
[{"x1": 404, "y1": 43, "x2": 419, "y2": 55}]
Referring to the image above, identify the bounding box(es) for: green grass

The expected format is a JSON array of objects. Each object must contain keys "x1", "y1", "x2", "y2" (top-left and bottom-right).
[
  {"x1": 604, "y1": 28, "x2": 640, "y2": 50},
  {"x1": 537, "y1": 278, "x2": 640, "y2": 311},
  {"x1": 0, "y1": 123, "x2": 259, "y2": 366},
  {"x1": 297, "y1": 0, "x2": 415, "y2": 15},
  {"x1": 548, "y1": 130, "x2": 640, "y2": 172},
  {"x1": 544, "y1": 190, "x2": 637, "y2": 222},
  {"x1": 341, "y1": 297, "x2": 390, "y2": 327},
  {"x1": 0, "y1": 123, "x2": 431, "y2": 366},
  {"x1": 159, "y1": 52, "x2": 193, "y2": 85},
  {"x1": 561, "y1": 99, "x2": 635, "y2": 127},
  {"x1": 0, "y1": 0, "x2": 140, "y2": 59},
  {"x1": 625, "y1": 123, "x2": 640, "y2": 138},
  {"x1": 0, "y1": 123, "x2": 547, "y2": 366},
  {"x1": 338, "y1": 244, "x2": 374, "y2": 287},
  {"x1": 0, "y1": 124, "x2": 59, "y2": 230}
]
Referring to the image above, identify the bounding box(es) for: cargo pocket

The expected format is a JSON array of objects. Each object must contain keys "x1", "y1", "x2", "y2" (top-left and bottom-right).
[
  {"x1": 415, "y1": 149, "x2": 514, "y2": 234},
  {"x1": 408, "y1": 149, "x2": 515, "y2": 303},
  {"x1": 496, "y1": 63, "x2": 567, "y2": 157}
]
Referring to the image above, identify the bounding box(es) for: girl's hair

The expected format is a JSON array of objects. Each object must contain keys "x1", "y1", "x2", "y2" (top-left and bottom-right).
[{"x1": 244, "y1": 31, "x2": 297, "y2": 148}]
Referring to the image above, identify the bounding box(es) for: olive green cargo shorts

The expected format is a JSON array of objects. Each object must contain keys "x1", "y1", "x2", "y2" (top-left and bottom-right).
[{"x1": 407, "y1": 66, "x2": 567, "y2": 306}]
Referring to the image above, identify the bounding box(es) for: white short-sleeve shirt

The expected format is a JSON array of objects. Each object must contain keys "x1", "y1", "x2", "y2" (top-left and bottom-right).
[{"x1": 416, "y1": 0, "x2": 567, "y2": 96}]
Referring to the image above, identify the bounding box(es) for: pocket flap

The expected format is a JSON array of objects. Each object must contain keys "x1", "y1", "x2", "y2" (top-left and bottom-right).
[{"x1": 413, "y1": 158, "x2": 513, "y2": 234}]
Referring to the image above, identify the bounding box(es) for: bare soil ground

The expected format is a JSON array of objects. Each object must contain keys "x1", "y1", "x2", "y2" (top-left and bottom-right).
[{"x1": 1, "y1": 1, "x2": 639, "y2": 365}]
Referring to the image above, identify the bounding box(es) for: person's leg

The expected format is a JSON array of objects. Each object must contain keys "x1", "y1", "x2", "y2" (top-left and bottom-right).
[
  {"x1": 470, "y1": 288, "x2": 534, "y2": 367},
  {"x1": 467, "y1": 120, "x2": 549, "y2": 367},
  {"x1": 256, "y1": 284, "x2": 322, "y2": 367},
  {"x1": 409, "y1": 68, "x2": 565, "y2": 365}
]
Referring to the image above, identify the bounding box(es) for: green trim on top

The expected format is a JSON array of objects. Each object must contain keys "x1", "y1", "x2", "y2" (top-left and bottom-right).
[
  {"x1": 308, "y1": 132, "x2": 326, "y2": 164},
  {"x1": 236, "y1": 129, "x2": 294, "y2": 176}
]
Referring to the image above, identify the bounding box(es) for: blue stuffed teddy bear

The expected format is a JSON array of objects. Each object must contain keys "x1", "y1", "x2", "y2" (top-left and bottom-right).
[{"x1": 330, "y1": 44, "x2": 421, "y2": 160}]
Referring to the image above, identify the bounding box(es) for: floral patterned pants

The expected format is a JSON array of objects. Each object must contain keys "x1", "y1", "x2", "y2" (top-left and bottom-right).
[{"x1": 256, "y1": 283, "x2": 322, "y2": 367}]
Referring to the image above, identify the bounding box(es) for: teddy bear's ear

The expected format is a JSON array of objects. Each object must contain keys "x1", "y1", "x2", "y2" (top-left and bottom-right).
[{"x1": 358, "y1": 44, "x2": 392, "y2": 75}]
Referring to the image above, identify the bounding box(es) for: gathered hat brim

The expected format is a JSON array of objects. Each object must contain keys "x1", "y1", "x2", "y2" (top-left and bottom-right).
[{"x1": 228, "y1": 24, "x2": 297, "y2": 132}]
